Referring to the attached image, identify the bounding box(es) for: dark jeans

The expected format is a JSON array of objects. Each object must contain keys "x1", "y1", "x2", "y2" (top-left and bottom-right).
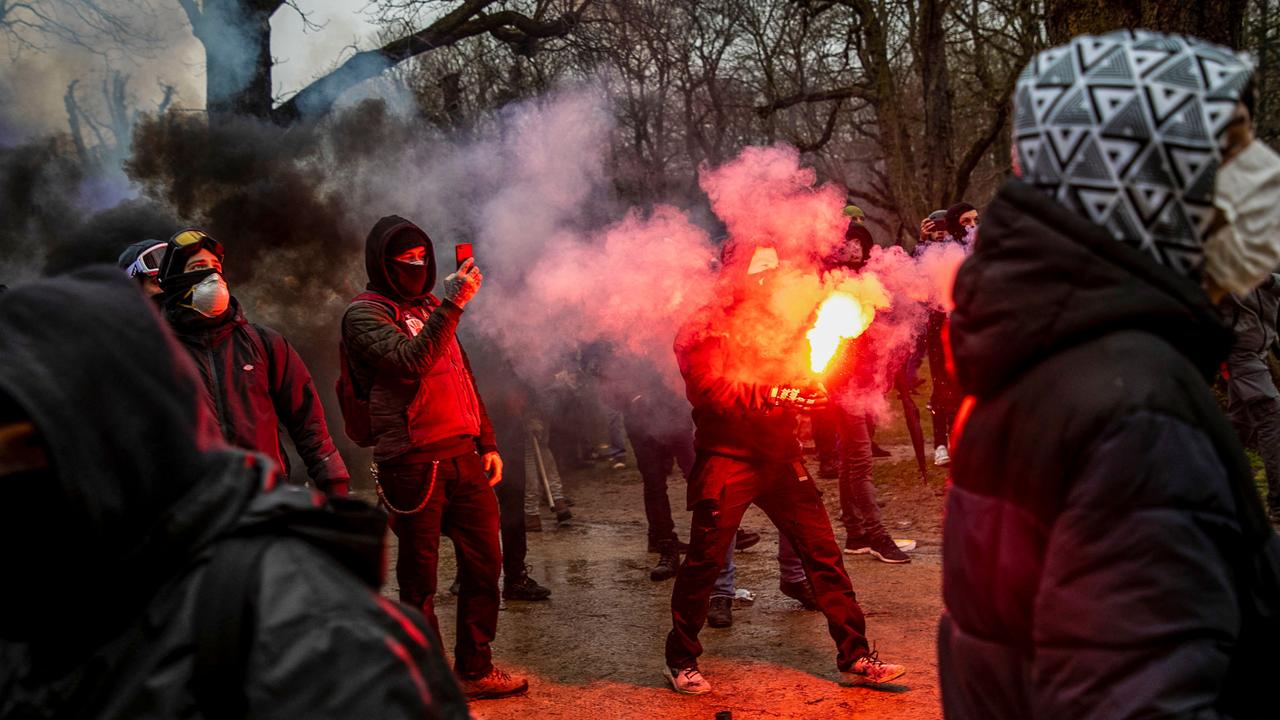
[
  {"x1": 492, "y1": 419, "x2": 528, "y2": 580},
  {"x1": 380, "y1": 452, "x2": 502, "y2": 679},
  {"x1": 1229, "y1": 394, "x2": 1280, "y2": 509},
  {"x1": 666, "y1": 454, "x2": 870, "y2": 671},
  {"x1": 834, "y1": 408, "x2": 884, "y2": 539},
  {"x1": 812, "y1": 407, "x2": 839, "y2": 467},
  {"x1": 926, "y1": 311, "x2": 960, "y2": 448},
  {"x1": 631, "y1": 428, "x2": 696, "y2": 546}
]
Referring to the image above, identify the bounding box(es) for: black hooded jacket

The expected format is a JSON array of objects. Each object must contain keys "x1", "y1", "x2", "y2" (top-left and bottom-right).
[
  {"x1": 164, "y1": 293, "x2": 349, "y2": 493},
  {"x1": 341, "y1": 215, "x2": 495, "y2": 463},
  {"x1": 939, "y1": 181, "x2": 1280, "y2": 719},
  {"x1": 0, "y1": 268, "x2": 465, "y2": 719}
]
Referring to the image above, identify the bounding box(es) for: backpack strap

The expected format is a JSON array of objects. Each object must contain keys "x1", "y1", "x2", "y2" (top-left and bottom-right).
[
  {"x1": 192, "y1": 536, "x2": 272, "y2": 720},
  {"x1": 349, "y1": 290, "x2": 402, "y2": 324}
]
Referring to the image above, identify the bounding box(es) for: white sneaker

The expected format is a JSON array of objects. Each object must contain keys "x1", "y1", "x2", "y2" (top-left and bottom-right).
[
  {"x1": 666, "y1": 665, "x2": 712, "y2": 695},
  {"x1": 840, "y1": 651, "x2": 906, "y2": 686},
  {"x1": 934, "y1": 445, "x2": 951, "y2": 466},
  {"x1": 845, "y1": 538, "x2": 916, "y2": 555}
]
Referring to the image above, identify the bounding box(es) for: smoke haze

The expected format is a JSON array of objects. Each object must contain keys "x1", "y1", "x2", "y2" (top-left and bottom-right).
[{"x1": 2, "y1": 55, "x2": 968, "y2": 468}]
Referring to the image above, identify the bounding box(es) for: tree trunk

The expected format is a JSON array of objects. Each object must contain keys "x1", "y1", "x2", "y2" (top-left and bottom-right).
[
  {"x1": 856, "y1": 2, "x2": 925, "y2": 235},
  {"x1": 1047, "y1": 0, "x2": 1246, "y2": 48},
  {"x1": 918, "y1": 0, "x2": 956, "y2": 208},
  {"x1": 202, "y1": 0, "x2": 275, "y2": 124}
]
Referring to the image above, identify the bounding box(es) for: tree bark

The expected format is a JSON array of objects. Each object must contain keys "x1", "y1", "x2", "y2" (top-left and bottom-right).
[
  {"x1": 918, "y1": 0, "x2": 956, "y2": 207},
  {"x1": 64, "y1": 81, "x2": 91, "y2": 165},
  {"x1": 1046, "y1": 0, "x2": 1246, "y2": 48},
  {"x1": 196, "y1": 0, "x2": 279, "y2": 124}
]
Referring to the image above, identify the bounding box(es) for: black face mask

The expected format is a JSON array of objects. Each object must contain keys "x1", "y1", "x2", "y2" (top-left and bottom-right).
[{"x1": 386, "y1": 260, "x2": 428, "y2": 299}]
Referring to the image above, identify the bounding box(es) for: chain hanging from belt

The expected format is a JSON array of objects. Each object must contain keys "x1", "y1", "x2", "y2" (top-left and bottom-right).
[{"x1": 372, "y1": 459, "x2": 439, "y2": 516}]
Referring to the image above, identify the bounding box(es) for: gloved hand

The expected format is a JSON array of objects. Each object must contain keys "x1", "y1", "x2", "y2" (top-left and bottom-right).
[
  {"x1": 766, "y1": 383, "x2": 828, "y2": 411},
  {"x1": 444, "y1": 258, "x2": 483, "y2": 308}
]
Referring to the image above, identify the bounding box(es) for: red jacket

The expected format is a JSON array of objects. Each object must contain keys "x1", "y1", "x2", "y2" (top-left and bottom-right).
[
  {"x1": 341, "y1": 295, "x2": 495, "y2": 463},
  {"x1": 341, "y1": 215, "x2": 496, "y2": 464},
  {"x1": 170, "y1": 299, "x2": 350, "y2": 493}
]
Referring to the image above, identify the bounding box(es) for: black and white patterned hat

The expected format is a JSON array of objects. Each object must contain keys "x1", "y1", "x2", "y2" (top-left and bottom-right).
[{"x1": 1014, "y1": 30, "x2": 1254, "y2": 275}]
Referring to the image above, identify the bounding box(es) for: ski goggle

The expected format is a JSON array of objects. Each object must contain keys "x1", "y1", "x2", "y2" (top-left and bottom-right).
[
  {"x1": 171, "y1": 228, "x2": 222, "y2": 252},
  {"x1": 126, "y1": 243, "x2": 167, "y2": 279},
  {"x1": 161, "y1": 228, "x2": 224, "y2": 279}
]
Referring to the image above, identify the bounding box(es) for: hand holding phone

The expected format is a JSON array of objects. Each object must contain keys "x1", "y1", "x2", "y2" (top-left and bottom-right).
[{"x1": 444, "y1": 253, "x2": 482, "y2": 309}]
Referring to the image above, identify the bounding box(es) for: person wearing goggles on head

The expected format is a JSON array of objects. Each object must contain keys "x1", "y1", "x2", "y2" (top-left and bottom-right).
[
  {"x1": 156, "y1": 228, "x2": 350, "y2": 497},
  {"x1": 115, "y1": 240, "x2": 167, "y2": 299}
]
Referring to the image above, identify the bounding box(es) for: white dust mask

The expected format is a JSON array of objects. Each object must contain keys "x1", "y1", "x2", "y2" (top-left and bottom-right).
[
  {"x1": 189, "y1": 273, "x2": 230, "y2": 318},
  {"x1": 1204, "y1": 139, "x2": 1280, "y2": 296}
]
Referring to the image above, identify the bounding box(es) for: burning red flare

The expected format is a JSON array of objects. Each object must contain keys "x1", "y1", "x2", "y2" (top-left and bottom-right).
[{"x1": 807, "y1": 292, "x2": 875, "y2": 374}]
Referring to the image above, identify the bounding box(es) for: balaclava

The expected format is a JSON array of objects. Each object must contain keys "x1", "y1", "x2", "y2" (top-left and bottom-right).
[
  {"x1": 945, "y1": 202, "x2": 977, "y2": 243},
  {"x1": 1013, "y1": 30, "x2": 1254, "y2": 277},
  {"x1": 385, "y1": 229, "x2": 430, "y2": 299}
]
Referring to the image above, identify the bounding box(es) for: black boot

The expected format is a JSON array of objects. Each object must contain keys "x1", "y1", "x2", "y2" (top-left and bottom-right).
[
  {"x1": 707, "y1": 596, "x2": 733, "y2": 628},
  {"x1": 503, "y1": 567, "x2": 552, "y2": 601},
  {"x1": 734, "y1": 529, "x2": 761, "y2": 551},
  {"x1": 779, "y1": 578, "x2": 819, "y2": 610},
  {"x1": 650, "y1": 541, "x2": 681, "y2": 581},
  {"x1": 553, "y1": 498, "x2": 573, "y2": 524},
  {"x1": 648, "y1": 537, "x2": 689, "y2": 554}
]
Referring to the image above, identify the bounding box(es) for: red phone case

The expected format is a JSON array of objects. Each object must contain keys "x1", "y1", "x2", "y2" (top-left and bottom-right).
[{"x1": 456, "y1": 243, "x2": 473, "y2": 270}]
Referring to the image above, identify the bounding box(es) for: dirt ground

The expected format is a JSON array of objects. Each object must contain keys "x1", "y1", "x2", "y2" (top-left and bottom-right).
[{"x1": 367, "y1": 411, "x2": 949, "y2": 720}]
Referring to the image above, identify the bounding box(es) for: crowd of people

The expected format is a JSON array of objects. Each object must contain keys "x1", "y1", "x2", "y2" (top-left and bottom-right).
[{"x1": 2, "y1": 28, "x2": 1280, "y2": 719}]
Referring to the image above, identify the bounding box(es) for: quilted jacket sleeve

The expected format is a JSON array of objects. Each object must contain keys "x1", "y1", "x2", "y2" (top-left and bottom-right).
[{"x1": 342, "y1": 300, "x2": 462, "y2": 379}]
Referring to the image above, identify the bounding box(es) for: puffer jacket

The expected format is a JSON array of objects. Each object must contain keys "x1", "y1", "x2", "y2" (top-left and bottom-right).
[
  {"x1": 341, "y1": 215, "x2": 495, "y2": 463},
  {"x1": 169, "y1": 298, "x2": 349, "y2": 493},
  {"x1": 0, "y1": 267, "x2": 466, "y2": 719},
  {"x1": 939, "y1": 180, "x2": 1280, "y2": 719}
]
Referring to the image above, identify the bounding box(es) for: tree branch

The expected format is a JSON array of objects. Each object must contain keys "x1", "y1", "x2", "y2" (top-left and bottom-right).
[
  {"x1": 272, "y1": 0, "x2": 589, "y2": 123},
  {"x1": 793, "y1": 100, "x2": 847, "y2": 153},
  {"x1": 754, "y1": 83, "x2": 868, "y2": 117},
  {"x1": 176, "y1": 0, "x2": 203, "y2": 38},
  {"x1": 951, "y1": 62, "x2": 1020, "y2": 201}
]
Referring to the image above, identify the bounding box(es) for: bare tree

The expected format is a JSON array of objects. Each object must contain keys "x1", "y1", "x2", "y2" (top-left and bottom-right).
[
  {"x1": 0, "y1": 0, "x2": 159, "y2": 56},
  {"x1": 1045, "y1": 0, "x2": 1247, "y2": 47},
  {"x1": 174, "y1": 0, "x2": 591, "y2": 125},
  {"x1": 65, "y1": 71, "x2": 177, "y2": 166}
]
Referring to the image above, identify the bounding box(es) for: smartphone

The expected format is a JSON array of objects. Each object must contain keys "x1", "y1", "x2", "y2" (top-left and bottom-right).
[{"x1": 455, "y1": 243, "x2": 473, "y2": 270}]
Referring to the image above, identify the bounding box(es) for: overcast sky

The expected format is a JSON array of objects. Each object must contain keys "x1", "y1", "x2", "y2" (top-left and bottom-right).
[
  {"x1": 0, "y1": 0, "x2": 383, "y2": 140},
  {"x1": 271, "y1": 0, "x2": 380, "y2": 102}
]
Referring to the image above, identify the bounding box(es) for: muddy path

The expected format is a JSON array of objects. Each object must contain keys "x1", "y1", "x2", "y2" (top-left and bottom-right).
[{"x1": 369, "y1": 416, "x2": 949, "y2": 720}]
